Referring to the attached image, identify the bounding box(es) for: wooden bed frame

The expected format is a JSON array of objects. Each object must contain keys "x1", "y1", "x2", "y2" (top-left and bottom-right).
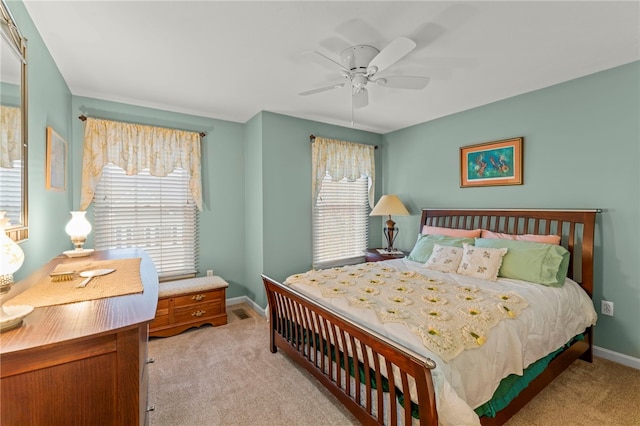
[{"x1": 262, "y1": 208, "x2": 599, "y2": 426}]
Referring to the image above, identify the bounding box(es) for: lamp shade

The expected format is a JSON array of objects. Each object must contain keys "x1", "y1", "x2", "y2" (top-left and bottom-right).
[
  {"x1": 65, "y1": 211, "x2": 92, "y2": 239},
  {"x1": 64, "y1": 211, "x2": 94, "y2": 257},
  {"x1": 369, "y1": 195, "x2": 409, "y2": 217},
  {"x1": 0, "y1": 211, "x2": 32, "y2": 332}
]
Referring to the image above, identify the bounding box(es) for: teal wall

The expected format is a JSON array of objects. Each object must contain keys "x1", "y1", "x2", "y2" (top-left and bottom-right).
[
  {"x1": 8, "y1": 0, "x2": 639, "y2": 361},
  {"x1": 70, "y1": 96, "x2": 247, "y2": 299},
  {"x1": 8, "y1": 0, "x2": 72, "y2": 280},
  {"x1": 244, "y1": 112, "x2": 264, "y2": 304},
  {"x1": 247, "y1": 111, "x2": 382, "y2": 307},
  {"x1": 9, "y1": 0, "x2": 383, "y2": 308},
  {"x1": 382, "y1": 61, "x2": 640, "y2": 359},
  {"x1": 0, "y1": 82, "x2": 21, "y2": 106}
]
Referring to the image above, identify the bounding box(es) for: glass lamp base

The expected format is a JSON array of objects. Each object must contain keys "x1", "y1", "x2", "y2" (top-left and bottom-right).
[
  {"x1": 63, "y1": 248, "x2": 94, "y2": 258},
  {"x1": 0, "y1": 304, "x2": 34, "y2": 332}
]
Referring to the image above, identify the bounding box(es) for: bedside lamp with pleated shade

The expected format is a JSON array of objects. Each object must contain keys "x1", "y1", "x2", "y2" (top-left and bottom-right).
[{"x1": 369, "y1": 195, "x2": 409, "y2": 251}]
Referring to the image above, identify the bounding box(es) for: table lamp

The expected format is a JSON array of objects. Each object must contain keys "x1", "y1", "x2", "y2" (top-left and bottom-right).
[
  {"x1": 369, "y1": 195, "x2": 409, "y2": 251},
  {"x1": 0, "y1": 211, "x2": 33, "y2": 332},
  {"x1": 64, "y1": 211, "x2": 94, "y2": 257}
]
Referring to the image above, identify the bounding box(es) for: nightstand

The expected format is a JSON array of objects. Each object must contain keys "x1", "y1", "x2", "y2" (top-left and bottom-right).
[{"x1": 365, "y1": 248, "x2": 408, "y2": 262}]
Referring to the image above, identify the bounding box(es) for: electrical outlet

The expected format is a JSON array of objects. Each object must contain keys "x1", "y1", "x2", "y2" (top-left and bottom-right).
[
  {"x1": 601, "y1": 300, "x2": 614, "y2": 317},
  {"x1": 206, "y1": 269, "x2": 213, "y2": 277}
]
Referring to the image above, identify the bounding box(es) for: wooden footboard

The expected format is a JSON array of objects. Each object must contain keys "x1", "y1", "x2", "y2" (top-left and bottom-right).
[{"x1": 262, "y1": 274, "x2": 438, "y2": 426}]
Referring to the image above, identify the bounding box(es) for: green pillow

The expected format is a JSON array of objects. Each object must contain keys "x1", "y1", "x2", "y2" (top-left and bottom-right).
[
  {"x1": 474, "y1": 238, "x2": 570, "y2": 286},
  {"x1": 406, "y1": 234, "x2": 476, "y2": 263},
  {"x1": 555, "y1": 251, "x2": 571, "y2": 286}
]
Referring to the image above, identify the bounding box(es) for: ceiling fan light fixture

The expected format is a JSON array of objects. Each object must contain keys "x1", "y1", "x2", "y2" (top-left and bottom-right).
[
  {"x1": 352, "y1": 73, "x2": 368, "y2": 88},
  {"x1": 353, "y1": 88, "x2": 368, "y2": 109}
]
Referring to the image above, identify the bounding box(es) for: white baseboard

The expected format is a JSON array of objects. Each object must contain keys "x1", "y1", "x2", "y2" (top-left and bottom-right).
[
  {"x1": 226, "y1": 296, "x2": 267, "y2": 317},
  {"x1": 593, "y1": 345, "x2": 640, "y2": 370}
]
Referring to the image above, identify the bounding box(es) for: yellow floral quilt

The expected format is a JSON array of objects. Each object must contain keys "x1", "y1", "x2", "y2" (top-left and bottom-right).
[{"x1": 286, "y1": 262, "x2": 528, "y2": 362}]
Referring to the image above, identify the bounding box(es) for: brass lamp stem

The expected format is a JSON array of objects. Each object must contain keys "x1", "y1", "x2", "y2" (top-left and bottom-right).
[{"x1": 383, "y1": 215, "x2": 398, "y2": 251}]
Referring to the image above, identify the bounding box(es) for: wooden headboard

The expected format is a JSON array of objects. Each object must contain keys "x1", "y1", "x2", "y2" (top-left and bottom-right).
[{"x1": 419, "y1": 209, "x2": 599, "y2": 297}]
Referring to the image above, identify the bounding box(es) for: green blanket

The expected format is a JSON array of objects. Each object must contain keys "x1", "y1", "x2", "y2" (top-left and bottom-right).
[{"x1": 282, "y1": 319, "x2": 583, "y2": 419}]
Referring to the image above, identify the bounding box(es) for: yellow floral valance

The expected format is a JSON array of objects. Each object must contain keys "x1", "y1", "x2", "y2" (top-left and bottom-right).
[
  {"x1": 0, "y1": 105, "x2": 21, "y2": 168},
  {"x1": 80, "y1": 117, "x2": 202, "y2": 210},
  {"x1": 312, "y1": 137, "x2": 375, "y2": 207}
]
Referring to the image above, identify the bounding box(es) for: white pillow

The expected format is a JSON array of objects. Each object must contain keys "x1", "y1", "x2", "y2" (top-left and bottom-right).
[
  {"x1": 456, "y1": 243, "x2": 508, "y2": 281},
  {"x1": 425, "y1": 244, "x2": 464, "y2": 273}
]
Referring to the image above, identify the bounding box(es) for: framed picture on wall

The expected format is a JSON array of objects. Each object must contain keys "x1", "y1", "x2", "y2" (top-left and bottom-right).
[
  {"x1": 46, "y1": 126, "x2": 67, "y2": 191},
  {"x1": 460, "y1": 137, "x2": 523, "y2": 187}
]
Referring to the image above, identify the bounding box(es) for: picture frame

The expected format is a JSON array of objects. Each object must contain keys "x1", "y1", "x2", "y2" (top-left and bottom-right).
[
  {"x1": 460, "y1": 137, "x2": 523, "y2": 188},
  {"x1": 46, "y1": 126, "x2": 67, "y2": 191}
]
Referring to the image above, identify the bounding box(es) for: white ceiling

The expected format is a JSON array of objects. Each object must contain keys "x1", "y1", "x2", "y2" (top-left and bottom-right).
[{"x1": 22, "y1": 1, "x2": 640, "y2": 134}]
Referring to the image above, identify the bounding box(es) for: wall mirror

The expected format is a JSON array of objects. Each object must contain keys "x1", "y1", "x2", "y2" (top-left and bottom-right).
[{"x1": 0, "y1": 0, "x2": 28, "y2": 241}]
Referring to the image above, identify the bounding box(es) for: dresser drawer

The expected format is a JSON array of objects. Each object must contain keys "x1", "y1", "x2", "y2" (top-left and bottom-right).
[
  {"x1": 174, "y1": 300, "x2": 223, "y2": 323},
  {"x1": 149, "y1": 299, "x2": 170, "y2": 328},
  {"x1": 149, "y1": 312, "x2": 170, "y2": 328},
  {"x1": 156, "y1": 298, "x2": 170, "y2": 311},
  {"x1": 173, "y1": 289, "x2": 225, "y2": 308}
]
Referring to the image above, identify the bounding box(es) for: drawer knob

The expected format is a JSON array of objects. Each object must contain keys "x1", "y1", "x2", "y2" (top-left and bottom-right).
[
  {"x1": 192, "y1": 310, "x2": 206, "y2": 317},
  {"x1": 192, "y1": 294, "x2": 206, "y2": 301},
  {"x1": 146, "y1": 405, "x2": 156, "y2": 412},
  {"x1": 146, "y1": 357, "x2": 155, "y2": 364}
]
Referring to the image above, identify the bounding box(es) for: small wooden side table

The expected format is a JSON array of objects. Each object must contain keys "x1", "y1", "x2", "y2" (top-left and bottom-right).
[{"x1": 365, "y1": 248, "x2": 408, "y2": 262}]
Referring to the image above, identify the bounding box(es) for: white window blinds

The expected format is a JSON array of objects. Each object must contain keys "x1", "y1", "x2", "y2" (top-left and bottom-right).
[
  {"x1": 312, "y1": 174, "x2": 370, "y2": 268},
  {"x1": 93, "y1": 164, "x2": 197, "y2": 279},
  {"x1": 0, "y1": 159, "x2": 22, "y2": 225}
]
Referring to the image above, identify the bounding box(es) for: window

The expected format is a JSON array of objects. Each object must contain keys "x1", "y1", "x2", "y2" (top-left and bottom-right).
[
  {"x1": 0, "y1": 159, "x2": 22, "y2": 225},
  {"x1": 312, "y1": 174, "x2": 370, "y2": 268},
  {"x1": 93, "y1": 164, "x2": 197, "y2": 279}
]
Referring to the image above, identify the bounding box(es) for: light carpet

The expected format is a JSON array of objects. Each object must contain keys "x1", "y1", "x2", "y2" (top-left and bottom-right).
[{"x1": 148, "y1": 303, "x2": 640, "y2": 426}]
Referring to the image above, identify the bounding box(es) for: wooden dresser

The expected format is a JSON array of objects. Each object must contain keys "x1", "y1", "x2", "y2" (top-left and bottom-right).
[{"x1": 0, "y1": 249, "x2": 158, "y2": 426}]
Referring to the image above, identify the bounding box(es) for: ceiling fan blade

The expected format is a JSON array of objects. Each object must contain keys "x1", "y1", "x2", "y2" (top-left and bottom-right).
[
  {"x1": 377, "y1": 76, "x2": 430, "y2": 90},
  {"x1": 367, "y1": 36, "x2": 416, "y2": 75},
  {"x1": 298, "y1": 82, "x2": 346, "y2": 96},
  {"x1": 352, "y1": 88, "x2": 368, "y2": 109},
  {"x1": 301, "y1": 50, "x2": 348, "y2": 71}
]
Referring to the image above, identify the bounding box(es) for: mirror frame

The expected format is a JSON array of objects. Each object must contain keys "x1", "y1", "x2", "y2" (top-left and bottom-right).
[{"x1": 1, "y1": 0, "x2": 28, "y2": 242}]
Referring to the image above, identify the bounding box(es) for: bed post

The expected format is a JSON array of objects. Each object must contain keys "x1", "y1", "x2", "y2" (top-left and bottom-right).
[
  {"x1": 579, "y1": 210, "x2": 598, "y2": 363},
  {"x1": 263, "y1": 275, "x2": 278, "y2": 353}
]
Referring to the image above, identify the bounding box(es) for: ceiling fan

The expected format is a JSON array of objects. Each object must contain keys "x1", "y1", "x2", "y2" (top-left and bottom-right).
[{"x1": 299, "y1": 37, "x2": 430, "y2": 109}]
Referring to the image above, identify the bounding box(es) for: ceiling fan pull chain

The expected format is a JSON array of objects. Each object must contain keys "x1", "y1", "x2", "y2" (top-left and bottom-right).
[{"x1": 350, "y1": 89, "x2": 355, "y2": 127}]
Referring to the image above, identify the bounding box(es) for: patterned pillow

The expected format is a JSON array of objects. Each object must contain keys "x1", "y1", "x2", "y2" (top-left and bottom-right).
[
  {"x1": 425, "y1": 244, "x2": 464, "y2": 273},
  {"x1": 406, "y1": 234, "x2": 476, "y2": 263},
  {"x1": 456, "y1": 243, "x2": 508, "y2": 281}
]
